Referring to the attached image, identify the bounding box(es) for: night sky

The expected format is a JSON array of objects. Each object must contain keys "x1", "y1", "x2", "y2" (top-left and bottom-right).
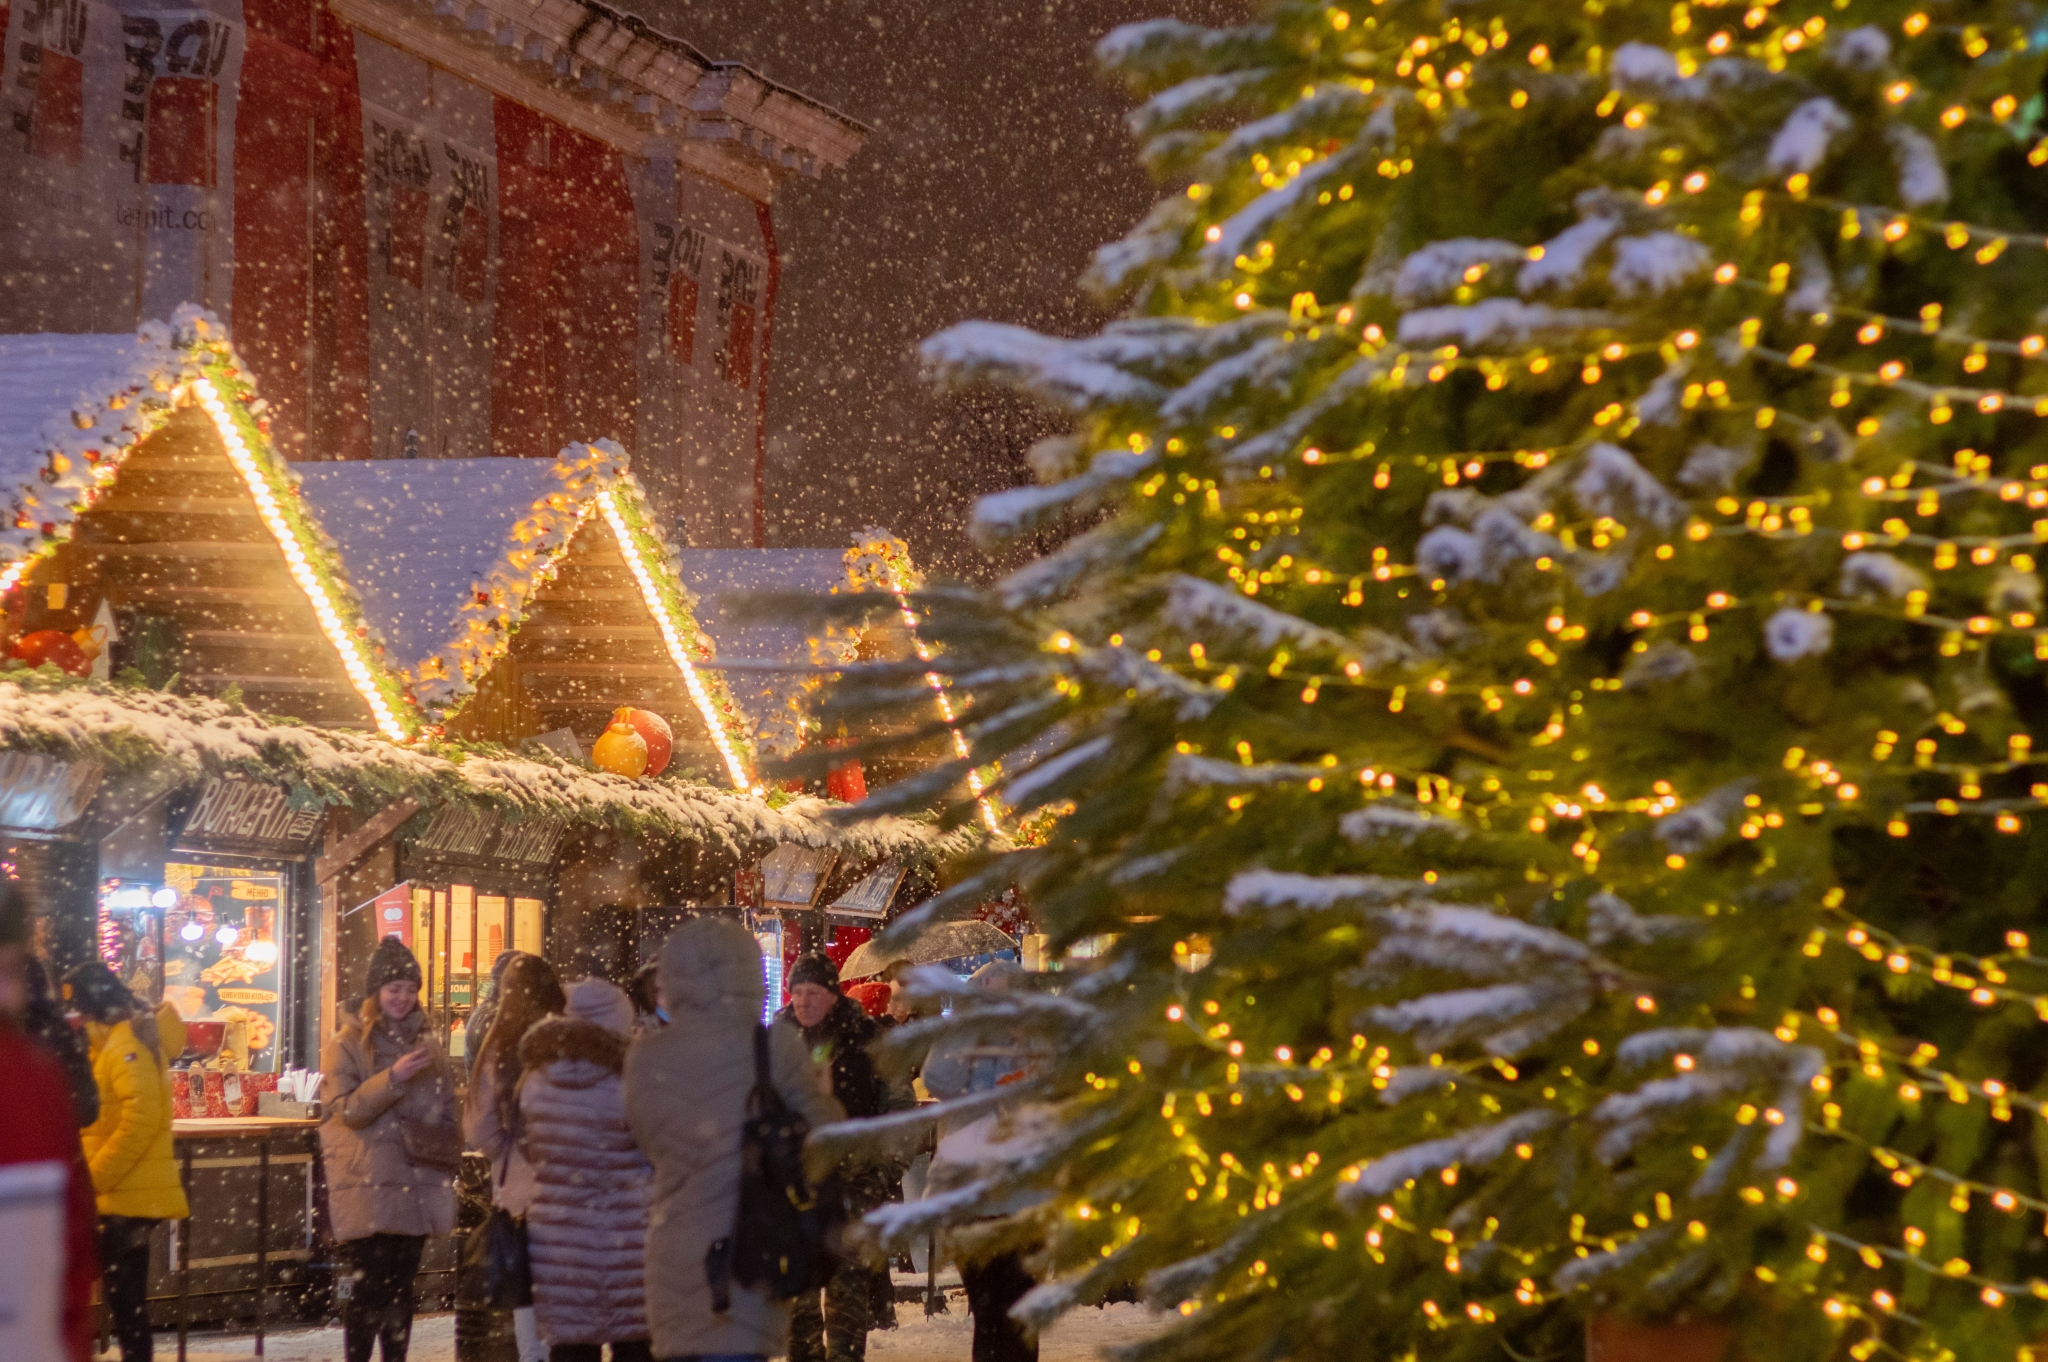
[{"x1": 639, "y1": 0, "x2": 1243, "y2": 578}]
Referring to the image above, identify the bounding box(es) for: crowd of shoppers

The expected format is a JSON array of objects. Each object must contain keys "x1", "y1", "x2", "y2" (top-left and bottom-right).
[{"x1": 0, "y1": 898, "x2": 1041, "y2": 1362}]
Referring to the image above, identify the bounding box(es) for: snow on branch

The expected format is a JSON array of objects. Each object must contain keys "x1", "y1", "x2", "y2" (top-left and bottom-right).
[
  {"x1": 1366, "y1": 904, "x2": 1594, "y2": 976},
  {"x1": 1767, "y1": 97, "x2": 1851, "y2": 174},
  {"x1": 1075, "y1": 640, "x2": 1221, "y2": 721},
  {"x1": 1001, "y1": 735, "x2": 1115, "y2": 811},
  {"x1": 1338, "y1": 1109, "x2": 1560, "y2": 1205},
  {"x1": 1652, "y1": 782, "x2": 1751, "y2": 854},
  {"x1": 1599, "y1": 1027, "x2": 1823, "y2": 1170},
  {"x1": 1551, "y1": 1225, "x2": 1676, "y2": 1293},
  {"x1": 1888, "y1": 124, "x2": 1949, "y2": 207},
  {"x1": 1340, "y1": 804, "x2": 1468, "y2": 844},
  {"x1": 921, "y1": 321, "x2": 1165, "y2": 410},
  {"x1": 1165, "y1": 754, "x2": 1325, "y2": 791},
  {"x1": 1369, "y1": 982, "x2": 1591, "y2": 1056},
  {"x1": 1388, "y1": 239, "x2": 1528, "y2": 306},
  {"x1": 1520, "y1": 215, "x2": 1619, "y2": 294},
  {"x1": 1222, "y1": 869, "x2": 1423, "y2": 915},
  {"x1": 1397, "y1": 299, "x2": 1615, "y2": 350},
  {"x1": 1573, "y1": 442, "x2": 1686, "y2": 529},
  {"x1": 1609, "y1": 233, "x2": 1711, "y2": 297},
  {"x1": 1202, "y1": 152, "x2": 1352, "y2": 276},
  {"x1": 1161, "y1": 574, "x2": 1364, "y2": 658},
  {"x1": 970, "y1": 449, "x2": 1156, "y2": 547},
  {"x1": 1840, "y1": 551, "x2": 1927, "y2": 600}
]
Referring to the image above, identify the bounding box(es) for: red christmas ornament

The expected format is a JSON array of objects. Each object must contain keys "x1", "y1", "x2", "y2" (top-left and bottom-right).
[
  {"x1": 10, "y1": 629, "x2": 90, "y2": 676},
  {"x1": 622, "y1": 707, "x2": 673, "y2": 776}
]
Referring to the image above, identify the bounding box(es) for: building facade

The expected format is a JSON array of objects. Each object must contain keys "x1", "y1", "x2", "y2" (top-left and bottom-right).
[{"x1": 0, "y1": 0, "x2": 863, "y2": 544}]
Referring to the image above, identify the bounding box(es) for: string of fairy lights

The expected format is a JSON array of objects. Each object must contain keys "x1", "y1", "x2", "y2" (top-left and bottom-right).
[
  {"x1": 1008, "y1": 0, "x2": 2048, "y2": 1348},
  {"x1": 1024, "y1": 0, "x2": 2048, "y2": 1343}
]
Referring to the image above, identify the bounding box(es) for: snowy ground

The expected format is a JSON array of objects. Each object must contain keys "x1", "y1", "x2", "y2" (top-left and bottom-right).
[{"x1": 149, "y1": 1293, "x2": 1168, "y2": 1362}]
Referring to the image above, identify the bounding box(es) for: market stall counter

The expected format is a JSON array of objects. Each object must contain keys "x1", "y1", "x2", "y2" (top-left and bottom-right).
[{"x1": 144, "y1": 1116, "x2": 320, "y2": 1356}]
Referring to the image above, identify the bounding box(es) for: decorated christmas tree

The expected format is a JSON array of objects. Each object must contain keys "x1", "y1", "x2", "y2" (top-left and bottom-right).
[{"x1": 820, "y1": 3, "x2": 2048, "y2": 1360}]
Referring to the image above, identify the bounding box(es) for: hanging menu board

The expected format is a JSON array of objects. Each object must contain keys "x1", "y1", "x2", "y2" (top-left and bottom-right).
[
  {"x1": 828, "y1": 861, "x2": 906, "y2": 921},
  {"x1": 759, "y1": 844, "x2": 837, "y2": 911},
  {"x1": 174, "y1": 778, "x2": 322, "y2": 860}
]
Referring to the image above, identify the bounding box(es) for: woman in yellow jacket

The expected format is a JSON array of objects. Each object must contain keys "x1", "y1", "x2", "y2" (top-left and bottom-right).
[{"x1": 65, "y1": 962, "x2": 189, "y2": 1362}]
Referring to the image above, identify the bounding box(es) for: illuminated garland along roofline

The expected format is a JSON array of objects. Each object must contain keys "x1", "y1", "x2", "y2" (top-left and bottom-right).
[
  {"x1": 0, "y1": 307, "x2": 418, "y2": 740},
  {"x1": 593, "y1": 483, "x2": 757, "y2": 791},
  {"x1": 844, "y1": 527, "x2": 1002, "y2": 832}
]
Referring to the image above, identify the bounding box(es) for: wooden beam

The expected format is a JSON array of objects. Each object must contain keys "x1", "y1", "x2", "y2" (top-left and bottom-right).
[
  {"x1": 79, "y1": 541, "x2": 276, "y2": 560},
  {"x1": 316, "y1": 796, "x2": 423, "y2": 886},
  {"x1": 93, "y1": 496, "x2": 262, "y2": 516},
  {"x1": 182, "y1": 672, "x2": 360, "y2": 694}
]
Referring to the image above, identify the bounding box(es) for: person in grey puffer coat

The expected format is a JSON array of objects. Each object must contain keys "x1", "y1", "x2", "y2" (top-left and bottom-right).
[
  {"x1": 625, "y1": 916, "x2": 842, "y2": 1362},
  {"x1": 518, "y1": 977, "x2": 653, "y2": 1362}
]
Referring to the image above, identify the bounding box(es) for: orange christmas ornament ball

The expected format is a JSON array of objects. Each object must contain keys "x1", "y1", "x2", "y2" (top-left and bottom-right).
[
  {"x1": 621, "y1": 707, "x2": 673, "y2": 776},
  {"x1": 592, "y1": 713, "x2": 650, "y2": 778}
]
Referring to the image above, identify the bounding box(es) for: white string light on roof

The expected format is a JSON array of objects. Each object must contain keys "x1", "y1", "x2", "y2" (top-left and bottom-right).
[
  {"x1": 595, "y1": 490, "x2": 756, "y2": 793},
  {"x1": 189, "y1": 377, "x2": 412, "y2": 744}
]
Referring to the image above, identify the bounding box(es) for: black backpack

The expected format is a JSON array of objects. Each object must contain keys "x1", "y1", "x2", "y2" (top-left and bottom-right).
[{"x1": 706, "y1": 1024, "x2": 844, "y2": 1310}]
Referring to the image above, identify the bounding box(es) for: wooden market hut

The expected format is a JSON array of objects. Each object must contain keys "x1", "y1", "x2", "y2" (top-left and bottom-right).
[
  {"x1": 293, "y1": 442, "x2": 755, "y2": 786},
  {"x1": 0, "y1": 310, "x2": 411, "y2": 739}
]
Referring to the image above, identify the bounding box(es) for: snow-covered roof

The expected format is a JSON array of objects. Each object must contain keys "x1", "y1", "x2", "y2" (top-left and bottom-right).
[
  {"x1": 0, "y1": 674, "x2": 976, "y2": 868},
  {"x1": 296, "y1": 457, "x2": 568, "y2": 689},
  {"x1": 0, "y1": 323, "x2": 192, "y2": 576},
  {"x1": 674, "y1": 547, "x2": 846, "y2": 731}
]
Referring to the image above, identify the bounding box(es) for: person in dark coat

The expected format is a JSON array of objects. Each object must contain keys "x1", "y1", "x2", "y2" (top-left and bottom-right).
[
  {"x1": 23, "y1": 955, "x2": 96, "y2": 1127},
  {"x1": 779, "y1": 952, "x2": 888, "y2": 1362}
]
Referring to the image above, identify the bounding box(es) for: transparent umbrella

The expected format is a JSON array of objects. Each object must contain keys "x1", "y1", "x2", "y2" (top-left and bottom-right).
[{"x1": 839, "y1": 919, "x2": 1017, "y2": 980}]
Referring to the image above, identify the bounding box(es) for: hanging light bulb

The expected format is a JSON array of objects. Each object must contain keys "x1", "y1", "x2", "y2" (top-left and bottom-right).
[
  {"x1": 215, "y1": 925, "x2": 239, "y2": 947},
  {"x1": 245, "y1": 939, "x2": 279, "y2": 966},
  {"x1": 151, "y1": 888, "x2": 177, "y2": 909},
  {"x1": 179, "y1": 921, "x2": 204, "y2": 943}
]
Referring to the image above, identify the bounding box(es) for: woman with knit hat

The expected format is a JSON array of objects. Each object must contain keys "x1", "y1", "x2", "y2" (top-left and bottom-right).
[
  {"x1": 320, "y1": 936, "x2": 459, "y2": 1362},
  {"x1": 517, "y1": 976, "x2": 653, "y2": 1362}
]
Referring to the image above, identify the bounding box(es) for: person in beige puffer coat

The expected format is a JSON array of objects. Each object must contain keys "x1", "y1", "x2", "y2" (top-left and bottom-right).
[
  {"x1": 320, "y1": 938, "x2": 458, "y2": 1362},
  {"x1": 624, "y1": 917, "x2": 841, "y2": 1362}
]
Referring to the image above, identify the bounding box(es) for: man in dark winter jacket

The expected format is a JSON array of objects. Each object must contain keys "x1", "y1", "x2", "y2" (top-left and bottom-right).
[{"x1": 779, "y1": 952, "x2": 888, "y2": 1362}]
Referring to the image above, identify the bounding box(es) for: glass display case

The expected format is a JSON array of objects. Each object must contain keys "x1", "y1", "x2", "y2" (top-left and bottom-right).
[{"x1": 98, "y1": 861, "x2": 290, "y2": 1073}]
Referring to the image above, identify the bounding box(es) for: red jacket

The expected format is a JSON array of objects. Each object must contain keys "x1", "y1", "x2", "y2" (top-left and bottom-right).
[{"x1": 0, "y1": 1023, "x2": 98, "y2": 1362}]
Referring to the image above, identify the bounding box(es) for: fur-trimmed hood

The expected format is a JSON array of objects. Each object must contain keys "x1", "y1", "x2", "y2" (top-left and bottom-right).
[{"x1": 520, "y1": 1014, "x2": 627, "y2": 1077}]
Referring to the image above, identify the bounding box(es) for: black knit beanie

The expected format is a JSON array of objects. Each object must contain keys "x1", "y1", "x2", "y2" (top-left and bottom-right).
[
  {"x1": 365, "y1": 935, "x2": 423, "y2": 995},
  {"x1": 788, "y1": 951, "x2": 841, "y2": 994}
]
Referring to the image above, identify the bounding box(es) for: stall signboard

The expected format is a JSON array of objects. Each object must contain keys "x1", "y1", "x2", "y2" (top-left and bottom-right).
[
  {"x1": 827, "y1": 860, "x2": 905, "y2": 921},
  {"x1": 410, "y1": 805, "x2": 568, "y2": 871},
  {"x1": 0, "y1": 753, "x2": 103, "y2": 839},
  {"x1": 759, "y1": 844, "x2": 837, "y2": 911},
  {"x1": 174, "y1": 778, "x2": 322, "y2": 860}
]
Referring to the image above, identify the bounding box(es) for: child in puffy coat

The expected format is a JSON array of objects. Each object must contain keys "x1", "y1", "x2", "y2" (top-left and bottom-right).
[{"x1": 518, "y1": 977, "x2": 653, "y2": 1362}]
